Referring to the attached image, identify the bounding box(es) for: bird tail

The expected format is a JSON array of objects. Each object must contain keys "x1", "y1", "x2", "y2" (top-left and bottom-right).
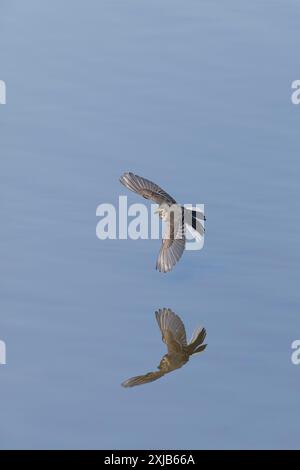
[
  {"x1": 184, "y1": 208, "x2": 205, "y2": 237},
  {"x1": 187, "y1": 327, "x2": 207, "y2": 355}
]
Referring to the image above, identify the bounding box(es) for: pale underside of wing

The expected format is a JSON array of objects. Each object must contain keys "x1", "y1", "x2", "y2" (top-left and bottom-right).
[
  {"x1": 156, "y1": 209, "x2": 185, "y2": 273},
  {"x1": 156, "y1": 237, "x2": 185, "y2": 273},
  {"x1": 119, "y1": 172, "x2": 176, "y2": 205},
  {"x1": 155, "y1": 309, "x2": 188, "y2": 354},
  {"x1": 121, "y1": 370, "x2": 165, "y2": 388}
]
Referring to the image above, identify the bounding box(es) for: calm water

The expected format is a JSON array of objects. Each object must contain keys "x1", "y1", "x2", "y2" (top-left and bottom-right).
[{"x1": 1, "y1": 1, "x2": 300, "y2": 449}]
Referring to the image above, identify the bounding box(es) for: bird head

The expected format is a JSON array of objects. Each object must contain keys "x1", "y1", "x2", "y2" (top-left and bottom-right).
[{"x1": 158, "y1": 355, "x2": 170, "y2": 371}]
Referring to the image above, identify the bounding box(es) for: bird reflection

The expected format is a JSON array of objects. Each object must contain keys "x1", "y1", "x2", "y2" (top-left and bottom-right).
[{"x1": 122, "y1": 308, "x2": 207, "y2": 388}]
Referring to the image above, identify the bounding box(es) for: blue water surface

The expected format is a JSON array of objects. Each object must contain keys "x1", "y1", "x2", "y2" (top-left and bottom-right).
[{"x1": 0, "y1": 0, "x2": 300, "y2": 449}]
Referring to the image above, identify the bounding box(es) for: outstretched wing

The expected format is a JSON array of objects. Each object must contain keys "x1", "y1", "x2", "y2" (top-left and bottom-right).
[
  {"x1": 156, "y1": 207, "x2": 185, "y2": 273},
  {"x1": 121, "y1": 370, "x2": 165, "y2": 388},
  {"x1": 120, "y1": 172, "x2": 176, "y2": 205},
  {"x1": 155, "y1": 309, "x2": 188, "y2": 354}
]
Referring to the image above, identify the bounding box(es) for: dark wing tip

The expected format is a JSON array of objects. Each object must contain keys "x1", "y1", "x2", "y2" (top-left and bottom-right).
[
  {"x1": 156, "y1": 264, "x2": 170, "y2": 273},
  {"x1": 121, "y1": 379, "x2": 132, "y2": 388},
  {"x1": 121, "y1": 371, "x2": 165, "y2": 388},
  {"x1": 155, "y1": 308, "x2": 168, "y2": 322},
  {"x1": 119, "y1": 171, "x2": 130, "y2": 184},
  {"x1": 119, "y1": 174, "x2": 126, "y2": 185},
  {"x1": 119, "y1": 170, "x2": 134, "y2": 179}
]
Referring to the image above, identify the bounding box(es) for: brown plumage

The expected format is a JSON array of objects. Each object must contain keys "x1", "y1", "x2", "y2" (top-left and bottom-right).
[{"x1": 121, "y1": 308, "x2": 207, "y2": 388}]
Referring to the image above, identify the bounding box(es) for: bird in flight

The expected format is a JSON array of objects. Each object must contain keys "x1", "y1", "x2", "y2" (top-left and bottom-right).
[
  {"x1": 121, "y1": 308, "x2": 207, "y2": 388},
  {"x1": 119, "y1": 172, "x2": 205, "y2": 273}
]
